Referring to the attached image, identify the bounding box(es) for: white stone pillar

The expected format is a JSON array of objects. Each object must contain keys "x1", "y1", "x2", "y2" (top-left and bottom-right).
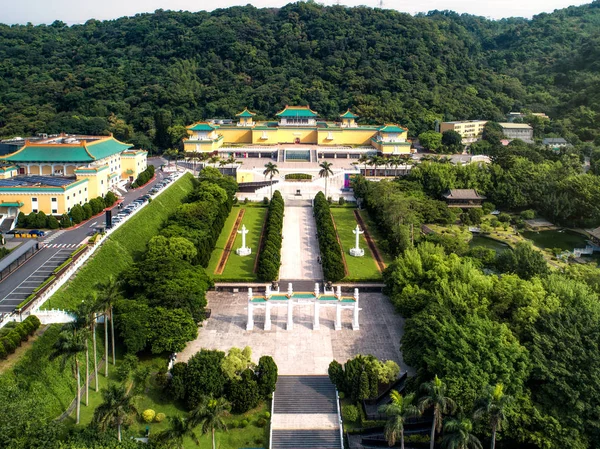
[
  {"x1": 352, "y1": 288, "x2": 360, "y2": 331},
  {"x1": 314, "y1": 299, "x2": 320, "y2": 330},
  {"x1": 246, "y1": 288, "x2": 254, "y2": 331},
  {"x1": 314, "y1": 283, "x2": 320, "y2": 298},
  {"x1": 265, "y1": 301, "x2": 272, "y2": 331},
  {"x1": 335, "y1": 301, "x2": 342, "y2": 331},
  {"x1": 336, "y1": 285, "x2": 342, "y2": 299},
  {"x1": 288, "y1": 282, "x2": 293, "y2": 297},
  {"x1": 287, "y1": 297, "x2": 293, "y2": 331},
  {"x1": 265, "y1": 285, "x2": 272, "y2": 299}
]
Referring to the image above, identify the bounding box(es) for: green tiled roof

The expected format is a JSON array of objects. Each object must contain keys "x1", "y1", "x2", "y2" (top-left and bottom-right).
[
  {"x1": 340, "y1": 110, "x2": 359, "y2": 119},
  {"x1": 276, "y1": 106, "x2": 318, "y2": 118},
  {"x1": 2, "y1": 137, "x2": 132, "y2": 163},
  {"x1": 188, "y1": 123, "x2": 217, "y2": 131},
  {"x1": 236, "y1": 108, "x2": 256, "y2": 118},
  {"x1": 379, "y1": 125, "x2": 407, "y2": 133},
  {"x1": 0, "y1": 202, "x2": 24, "y2": 207},
  {"x1": 86, "y1": 138, "x2": 132, "y2": 159}
]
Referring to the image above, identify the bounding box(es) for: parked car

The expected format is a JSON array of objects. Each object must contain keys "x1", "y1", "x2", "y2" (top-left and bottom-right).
[
  {"x1": 5, "y1": 230, "x2": 19, "y2": 235},
  {"x1": 29, "y1": 230, "x2": 46, "y2": 237}
]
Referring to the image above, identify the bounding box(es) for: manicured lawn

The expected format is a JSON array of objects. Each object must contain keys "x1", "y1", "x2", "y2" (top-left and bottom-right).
[
  {"x1": 357, "y1": 209, "x2": 394, "y2": 266},
  {"x1": 331, "y1": 208, "x2": 382, "y2": 282},
  {"x1": 45, "y1": 173, "x2": 195, "y2": 311},
  {"x1": 207, "y1": 205, "x2": 268, "y2": 282}
]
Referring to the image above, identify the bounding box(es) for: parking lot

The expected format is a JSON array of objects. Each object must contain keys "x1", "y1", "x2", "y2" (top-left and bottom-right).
[{"x1": 0, "y1": 247, "x2": 73, "y2": 313}]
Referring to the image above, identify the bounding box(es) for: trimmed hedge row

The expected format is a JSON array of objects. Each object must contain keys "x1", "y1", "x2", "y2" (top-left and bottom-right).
[
  {"x1": 131, "y1": 165, "x2": 155, "y2": 188},
  {"x1": 313, "y1": 191, "x2": 345, "y2": 282},
  {"x1": 285, "y1": 173, "x2": 312, "y2": 180},
  {"x1": 0, "y1": 315, "x2": 41, "y2": 359},
  {"x1": 257, "y1": 191, "x2": 284, "y2": 281}
]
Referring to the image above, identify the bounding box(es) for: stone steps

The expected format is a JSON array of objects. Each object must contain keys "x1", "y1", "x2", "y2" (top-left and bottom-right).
[
  {"x1": 274, "y1": 375, "x2": 337, "y2": 414},
  {"x1": 271, "y1": 429, "x2": 341, "y2": 449}
]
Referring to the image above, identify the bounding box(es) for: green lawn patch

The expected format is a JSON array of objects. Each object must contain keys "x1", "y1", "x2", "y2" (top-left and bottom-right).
[
  {"x1": 331, "y1": 208, "x2": 382, "y2": 282},
  {"x1": 207, "y1": 206, "x2": 268, "y2": 282},
  {"x1": 357, "y1": 209, "x2": 394, "y2": 266},
  {"x1": 44, "y1": 173, "x2": 195, "y2": 311}
]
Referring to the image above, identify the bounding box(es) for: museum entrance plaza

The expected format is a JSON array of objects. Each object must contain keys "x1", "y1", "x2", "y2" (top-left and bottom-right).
[{"x1": 178, "y1": 203, "x2": 408, "y2": 375}]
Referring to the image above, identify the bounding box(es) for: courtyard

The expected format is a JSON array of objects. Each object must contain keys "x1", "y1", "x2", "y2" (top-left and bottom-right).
[{"x1": 177, "y1": 289, "x2": 409, "y2": 375}]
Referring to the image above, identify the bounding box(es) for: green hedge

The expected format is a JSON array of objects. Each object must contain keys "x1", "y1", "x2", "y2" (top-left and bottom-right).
[
  {"x1": 314, "y1": 191, "x2": 345, "y2": 282},
  {"x1": 257, "y1": 191, "x2": 284, "y2": 281},
  {"x1": 0, "y1": 315, "x2": 40, "y2": 358},
  {"x1": 131, "y1": 165, "x2": 155, "y2": 188},
  {"x1": 285, "y1": 173, "x2": 312, "y2": 180}
]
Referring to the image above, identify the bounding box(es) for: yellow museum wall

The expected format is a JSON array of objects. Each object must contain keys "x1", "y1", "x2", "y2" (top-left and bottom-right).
[{"x1": 219, "y1": 128, "x2": 253, "y2": 144}]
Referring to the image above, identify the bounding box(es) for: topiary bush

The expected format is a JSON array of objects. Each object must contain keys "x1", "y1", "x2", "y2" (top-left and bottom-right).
[
  {"x1": 257, "y1": 191, "x2": 284, "y2": 282},
  {"x1": 263, "y1": 411, "x2": 270, "y2": 419},
  {"x1": 154, "y1": 412, "x2": 166, "y2": 423},
  {"x1": 240, "y1": 419, "x2": 249, "y2": 428},
  {"x1": 142, "y1": 409, "x2": 156, "y2": 423},
  {"x1": 313, "y1": 192, "x2": 345, "y2": 282},
  {"x1": 0, "y1": 340, "x2": 6, "y2": 359},
  {"x1": 1, "y1": 336, "x2": 16, "y2": 354},
  {"x1": 47, "y1": 215, "x2": 60, "y2": 229}
]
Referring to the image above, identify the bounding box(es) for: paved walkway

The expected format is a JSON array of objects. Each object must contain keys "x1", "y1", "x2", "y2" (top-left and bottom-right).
[
  {"x1": 178, "y1": 291, "x2": 408, "y2": 375},
  {"x1": 279, "y1": 205, "x2": 323, "y2": 281}
]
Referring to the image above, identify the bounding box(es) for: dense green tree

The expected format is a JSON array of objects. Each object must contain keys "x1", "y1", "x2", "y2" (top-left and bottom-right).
[
  {"x1": 419, "y1": 131, "x2": 443, "y2": 152},
  {"x1": 227, "y1": 368, "x2": 260, "y2": 413},
  {"x1": 255, "y1": 355, "x2": 278, "y2": 398},
  {"x1": 183, "y1": 350, "x2": 227, "y2": 409}
]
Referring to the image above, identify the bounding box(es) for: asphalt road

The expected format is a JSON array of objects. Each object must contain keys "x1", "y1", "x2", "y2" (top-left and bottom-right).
[{"x1": 0, "y1": 158, "x2": 171, "y2": 313}]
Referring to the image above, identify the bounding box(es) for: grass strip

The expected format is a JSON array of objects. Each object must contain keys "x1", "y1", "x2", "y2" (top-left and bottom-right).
[{"x1": 44, "y1": 173, "x2": 195, "y2": 311}]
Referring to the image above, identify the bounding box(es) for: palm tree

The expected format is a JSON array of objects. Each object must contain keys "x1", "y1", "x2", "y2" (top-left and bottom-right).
[
  {"x1": 154, "y1": 416, "x2": 199, "y2": 449},
  {"x1": 96, "y1": 276, "x2": 122, "y2": 373},
  {"x1": 419, "y1": 376, "x2": 457, "y2": 449},
  {"x1": 473, "y1": 384, "x2": 512, "y2": 449},
  {"x1": 52, "y1": 327, "x2": 86, "y2": 424},
  {"x1": 226, "y1": 154, "x2": 237, "y2": 171},
  {"x1": 189, "y1": 396, "x2": 231, "y2": 449},
  {"x1": 442, "y1": 418, "x2": 482, "y2": 449},
  {"x1": 389, "y1": 156, "x2": 401, "y2": 177},
  {"x1": 263, "y1": 162, "x2": 279, "y2": 200},
  {"x1": 93, "y1": 383, "x2": 137, "y2": 442},
  {"x1": 368, "y1": 156, "x2": 379, "y2": 177},
  {"x1": 358, "y1": 154, "x2": 370, "y2": 176},
  {"x1": 209, "y1": 155, "x2": 220, "y2": 167},
  {"x1": 75, "y1": 298, "x2": 98, "y2": 404},
  {"x1": 378, "y1": 391, "x2": 420, "y2": 449},
  {"x1": 319, "y1": 161, "x2": 334, "y2": 199}
]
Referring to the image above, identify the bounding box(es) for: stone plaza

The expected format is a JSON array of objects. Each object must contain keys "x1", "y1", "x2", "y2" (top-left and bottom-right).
[{"x1": 178, "y1": 289, "x2": 408, "y2": 375}]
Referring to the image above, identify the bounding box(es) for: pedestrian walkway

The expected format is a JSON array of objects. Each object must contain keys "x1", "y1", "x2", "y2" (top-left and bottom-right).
[
  {"x1": 40, "y1": 230, "x2": 64, "y2": 243},
  {"x1": 42, "y1": 243, "x2": 80, "y2": 249},
  {"x1": 271, "y1": 376, "x2": 342, "y2": 449},
  {"x1": 279, "y1": 205, "x2": 323, "y2": 281}
]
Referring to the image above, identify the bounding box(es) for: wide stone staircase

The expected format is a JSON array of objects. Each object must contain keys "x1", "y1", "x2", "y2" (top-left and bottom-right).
[{"x1": 271, "y1": 376, "x2": 342, "y2": 449}]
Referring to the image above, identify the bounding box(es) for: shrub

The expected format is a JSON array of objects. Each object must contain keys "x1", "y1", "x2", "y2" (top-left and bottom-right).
[
  {"x1": 256, "y1": 418, "x2": 267, "y2": 427},
  {"x1": 17, "y1": 211, "x2": 27, "y2": 228},
  {"x1": 313, "y1": 192, "x2": 345, "y2": 282},
  {"x1": 498, "y1": 212, "x2": 511, "y2": 223},
  {"x1": 25, "y1": 315, "x2": 41, "y2": 333},
  {"x1": 0, "y1": 340, "x2": 6, "y2": 359},
  {"x1": 520, "y1": 209, "x2": 535, "y2": 220},
  {"x1": 257, "y1": 191, "x2": 284, "y2": 282},
  {"x1": 338, "y1": 391, "x2": 345, "y2": 399},
  {"x1": 482, "y1": 202, "x2": 496, "y2": 215},
  {"x1": 142, "y1": 409, "x2": 156, "y2": 423},
  {"x1": 8, "y1": 331, "x2": 21, "y2": 347},
  {"x1": 154, "y1": 413, "x2": 166, "y2": 423},
  {"x1": 59, "y1": 213, "x2": 71, "y2": 228},
  {"x1": 1, "y1": 336, "x2": 16, "y2": 354},
  {"x1": 284, "y1": 173, "x2": 312, "y2": 180},
  {"x1": 263, "y1": 411, "x2": 270, "y2": 419},
  {"x1": 34, "y1": 211, "x2": 48, "y2": 229},
  {"x1": 69, "y1": 205, "x2": 84, "y2": 224},
  {"x1": 131, "y1": 166, "x2": 155, "y2": 188},
  {"x1": 104, "y1": 191, "x2": 117, "y2": 208},
  {"x1": 15, "y1": 325, "x2": 29, "y2": 342},
  {"x1": 338, "y1": 197, "x2": 345, "y2": 205},
  {"x1": 228, "y1": 369, "x2": 260, "y2": 413},
  {"x1": 47, "y1": 215, "x2": 60, "y2": 229},
  {"x1": 240, "y1": 420, "x2": 249, "y2": 428},
  {"x1": 263, "y1": 197, "x2": 269, "y2": 205},
  {"x1": 230, "y1": 420, "x2": 239, "y2": 429},
  {"x1": 244, "y1": 197, "x2": 249, "y2": 204},
  {"x1": 342, "y1": 405, "x2": 359, "y2": 423},
  {"x1": 83, "y1": 203, "x2": 93, "y2": 220}
]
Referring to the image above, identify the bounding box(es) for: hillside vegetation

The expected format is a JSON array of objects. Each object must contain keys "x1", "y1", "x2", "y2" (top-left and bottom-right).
[{"x1": 1, "y1": 2, "x2": 600, "y2": 147}]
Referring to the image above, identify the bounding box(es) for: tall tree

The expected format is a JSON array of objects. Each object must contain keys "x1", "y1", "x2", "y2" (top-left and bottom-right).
[
  {"x1": 263, "y1": 162, "x2": 279, "y2": 200},
  {"x1": 419, "y1": 376, "x2": 457, "y2": 449},
  {"x1": 96, "y1": 276, "x2": 122, "y2": 372},
  {"x1": 473, "y1": 384, "x2": 512, "y2": 449},
  {"x1": 358, "y1": 154, "x2": 370, "y2": 176},
  {"x1": 441, "y1": 417, "x2": 482, "y2": 449},
  {"x1": 93, "y1": 383, "x2": 137, "y2": 442},
  {"x1": 189, "y1": 396, "x2": 231, "y2": 449},
  {"x1": 52, "y1": 328, "x2": 85, "y2": 424},
  {"x1": 154, "y1": 416, "x2": 199, "y2": 449},
  {"x1": 378, "y1": 391, "x2": 420, "y2": 449},
  {"x1": 319, "y1": 161, "x2": 334, "y2": 199}
]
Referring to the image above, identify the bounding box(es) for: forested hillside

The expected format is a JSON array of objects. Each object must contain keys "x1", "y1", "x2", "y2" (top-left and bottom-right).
[{"x1": 1, "y1": 1, "x2": 600, "y2": 149}]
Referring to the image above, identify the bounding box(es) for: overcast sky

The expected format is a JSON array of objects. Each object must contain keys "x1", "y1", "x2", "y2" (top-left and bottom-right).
[{"x1": 0, "y1": 0, "x2": 592, "y2": 25}]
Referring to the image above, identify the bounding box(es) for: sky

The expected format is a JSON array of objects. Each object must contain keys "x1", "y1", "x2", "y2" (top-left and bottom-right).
[{"x1": 0, "y1": 0, "x2": 592, "y2": 25}]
